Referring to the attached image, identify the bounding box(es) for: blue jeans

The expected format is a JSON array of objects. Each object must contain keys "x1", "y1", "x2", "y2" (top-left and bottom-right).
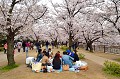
[
  {"x1": 46, "y1": 45, "x2": 48, "y2": 52},
  {"x1": 36, "y1": 46, "x2": 39, "y2": 52},
  {"x1": 25, "y1": 47, "x2": 28, "y2": 58}
]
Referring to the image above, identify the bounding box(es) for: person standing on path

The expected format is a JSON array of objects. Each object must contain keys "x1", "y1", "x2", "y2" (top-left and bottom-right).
[
  {"x1": 17, "y1": 41, "x2": 22, "y2": 52},
  {"x1": 45, "y1": 41, "x2": 49, "y2": 52},
  {"x1": 51, "y1": 41, "x2": 54, "y2": 49},
  {"x1": 30, "y1": 42, "x2": 34, "y2": 50},
  {"x1": 4, "y1": 42, "x2": 7, "y2": 54},
  {"x1": 25, "y1": 42, "x2": 29, "y2": 58},
  {"x1": 35, "y1": 41, "x2": 40, "y2": 53},
  {"x1": 22, "y1": 41, "x2": 26, "y2": 52}
]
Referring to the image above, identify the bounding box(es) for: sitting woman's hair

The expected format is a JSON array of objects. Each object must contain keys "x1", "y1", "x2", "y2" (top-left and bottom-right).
[
  {"x1": 48, "y1": 48, "x2": 51, "y2": 51},
  {"x1": 38, "y1": 49, "x2": 42, "y2": 53},
  {"x1": 57, "y1": 51, "x2": 60, "y2": 53},
  {"x1": 54, "y1": 53, "x2": 60, "y2": 60},
  {"x1": 43, "y1": 50, "x2": 47, "y2": 56},
  {"x1": 63, "y1": 51, "x2": 67, "y2": 55}
]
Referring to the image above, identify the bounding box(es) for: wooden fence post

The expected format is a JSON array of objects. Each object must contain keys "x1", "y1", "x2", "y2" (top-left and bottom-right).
[{"x1": 104, "y1": 45, "x2": 106, "y2": 53}]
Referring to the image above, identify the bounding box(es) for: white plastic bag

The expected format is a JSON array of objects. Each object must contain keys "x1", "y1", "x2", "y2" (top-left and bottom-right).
[
  {"x1": 75, "y1": 61, "x2": 82, "y2": 67},
  {"x1": 47, "y1": 66, "x2": 53, "y2": 72},
  {"x1": 81, "y1": 61, "x2": 87, "y2": 66},
  {"x1": 32, "y1": 62, "x2": 42, "y2": 72},
  {"x1": 75, "y1": 61, "x2": 88, "y2": 67},
  {"x1": 26, "y1": 57, "x2": 35, "y2": 65}
]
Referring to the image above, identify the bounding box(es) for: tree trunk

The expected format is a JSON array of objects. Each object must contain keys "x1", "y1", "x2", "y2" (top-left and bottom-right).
[
  {"x1": 86, "y1": 44, "x2": 89, "y2": 51},
  {"x1": 86, "y1": 42, "x2": 93, "y2": 52},
  {"x1": 118, "y1": 28, "x2": 120, "y2": 35},
  {"x1": 54, "y1": 40, "x2": 57, "y2": 47},
  {"x1": 89, "y1": 43, "x2": 93, "y2": 52},
  {"x1": 7, "y1": 33, "x2": 15, "y2": 66},
  {"x1": 69, "y1": 33, "x2": 72, "y2": 50}
]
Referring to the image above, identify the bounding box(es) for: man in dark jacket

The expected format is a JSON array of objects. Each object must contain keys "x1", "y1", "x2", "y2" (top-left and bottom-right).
[
  {"x1": 45, "y1": 41, "x2": 49, "y2": 52},
  {"x1": 73, "y1": 50, "x2": 79, "y2": 62},
  {"x1": 22, "y1": 41, "x2": 26, "y2": 52}
]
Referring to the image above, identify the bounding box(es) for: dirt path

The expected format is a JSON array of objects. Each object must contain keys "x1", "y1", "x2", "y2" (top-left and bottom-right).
[
  {"x1": 0, "y1": 47, "x2": 119, "y2": 79},
  {"x1": 77, "y1": 48, "x2": 120, "y2": 66},
  {"x1": 91, "y1": 51, "x2": 120, "y2": 62},
  {"x1": 0, "y1": 49, "x2": 23, "y2": 65}
]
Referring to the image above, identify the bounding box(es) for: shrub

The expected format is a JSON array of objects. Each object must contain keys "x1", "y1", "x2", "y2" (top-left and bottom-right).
[
  {"x1": 60, "y1": 46, "x2": 69, "y2": 51},
  {"x1": 79, "y1": 53, "x2": 85, "y2": 59},
  {"x1": 103, "y1": 61, "x2": 120, "y2": 77},
  {"x1": 0, "y1": 64, "x2": 19, "y2": 72},
  {"x1": 0, "y1": 47, "x2": 4, "y2": 52}
]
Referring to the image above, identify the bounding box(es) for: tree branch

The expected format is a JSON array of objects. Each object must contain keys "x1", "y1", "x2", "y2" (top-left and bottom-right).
[
  {"x1": 92, "y1": 37, "x2": 100, "y2": 42},
  {"x1": 73, "y1": 7, "x2": 82, "y2": 17},
  {"x1": 34, "y1": 7, "x2": 47, "y2": 21},
  {"x1": 0, "y1": 6, "x2": 6, "y2": 20},
  {"x1": 64, "y1": 0, "x2": 71, "y2": 16}
]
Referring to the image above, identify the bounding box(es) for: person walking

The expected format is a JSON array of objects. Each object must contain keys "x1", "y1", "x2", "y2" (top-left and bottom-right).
[
  {"x1": 51, "y1": 41, "x2": 54, "y2": 49},
  {"x1": 35, "y1": 41, "x2": 40, "y2": 53},
  {"x1": 25, "y1": 42, "x2": 29, "y2": 58},
  {"x1": 22, "y1": 41, "x2": 26, "y2": 52},
  {"x1": 17, "y1": 41, "x2": 22, "y2": 52}
]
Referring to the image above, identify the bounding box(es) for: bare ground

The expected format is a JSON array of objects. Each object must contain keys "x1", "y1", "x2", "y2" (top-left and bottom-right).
[
  {"x1": 92, "y1": 51, "x2": 120, "y2": 62},
  {"x1": 0, "y1": 48, "x2": 119, "y2": 79}
]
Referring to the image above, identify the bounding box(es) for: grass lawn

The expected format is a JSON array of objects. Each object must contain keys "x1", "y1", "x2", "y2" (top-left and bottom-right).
[
  {"x1": 114, "y1": 58, "x2": 120, "y2": 62},
  {"x1": 0, "y1": 47, "x2": 4, "y2": 52}
]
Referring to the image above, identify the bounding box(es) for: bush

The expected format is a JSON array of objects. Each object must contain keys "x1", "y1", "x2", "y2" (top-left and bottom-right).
[
  {"x1": 79, "y1": 53, "x2": 85, "y2": 59},
  {"x1": 0, "y1": 64, "x2": 19, "y2": 72},
  {"x1": 103, "y1": 61, "x2": 120, "y2": 77},
  {"x1": 60, "y1": 46, "x2": 69, "y2": 51},
  {"x1": 0, "y1": 47, "x2": 4, "y2": 52}
]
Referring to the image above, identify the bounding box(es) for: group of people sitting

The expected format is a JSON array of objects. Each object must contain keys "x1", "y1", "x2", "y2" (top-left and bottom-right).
[{"x1": 35, "y1": 48, "x2": 80, "y2": 71}]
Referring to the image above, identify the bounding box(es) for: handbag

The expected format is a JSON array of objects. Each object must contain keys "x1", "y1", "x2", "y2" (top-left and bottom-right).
[{"x1": 62, "y1": 65, "x2": 69, "y2": 71}]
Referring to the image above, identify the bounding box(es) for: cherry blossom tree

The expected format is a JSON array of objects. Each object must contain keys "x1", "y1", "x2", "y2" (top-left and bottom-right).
[
  {"x1": 98, "y1": 0, "x2": 120, "y2": 35},
  {"x1": 92, "y1": 0, "x2": 120, "y2": 48},
  {"x1": 0, "y1": 0, "x2": 47, "y2": 66},
  {"x1": 50, "y1": 0, "x2": 94, "y2": 50}
]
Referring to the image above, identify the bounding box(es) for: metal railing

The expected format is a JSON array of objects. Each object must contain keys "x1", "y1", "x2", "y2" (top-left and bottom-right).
[{"x1": 78, "y1": 45, "x2": 120, "y2": 54}]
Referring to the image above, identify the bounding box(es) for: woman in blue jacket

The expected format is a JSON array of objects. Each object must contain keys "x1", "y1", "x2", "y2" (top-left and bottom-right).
[{"x1": 62, "y1": 51, "x2": 74, "y2": 68}]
